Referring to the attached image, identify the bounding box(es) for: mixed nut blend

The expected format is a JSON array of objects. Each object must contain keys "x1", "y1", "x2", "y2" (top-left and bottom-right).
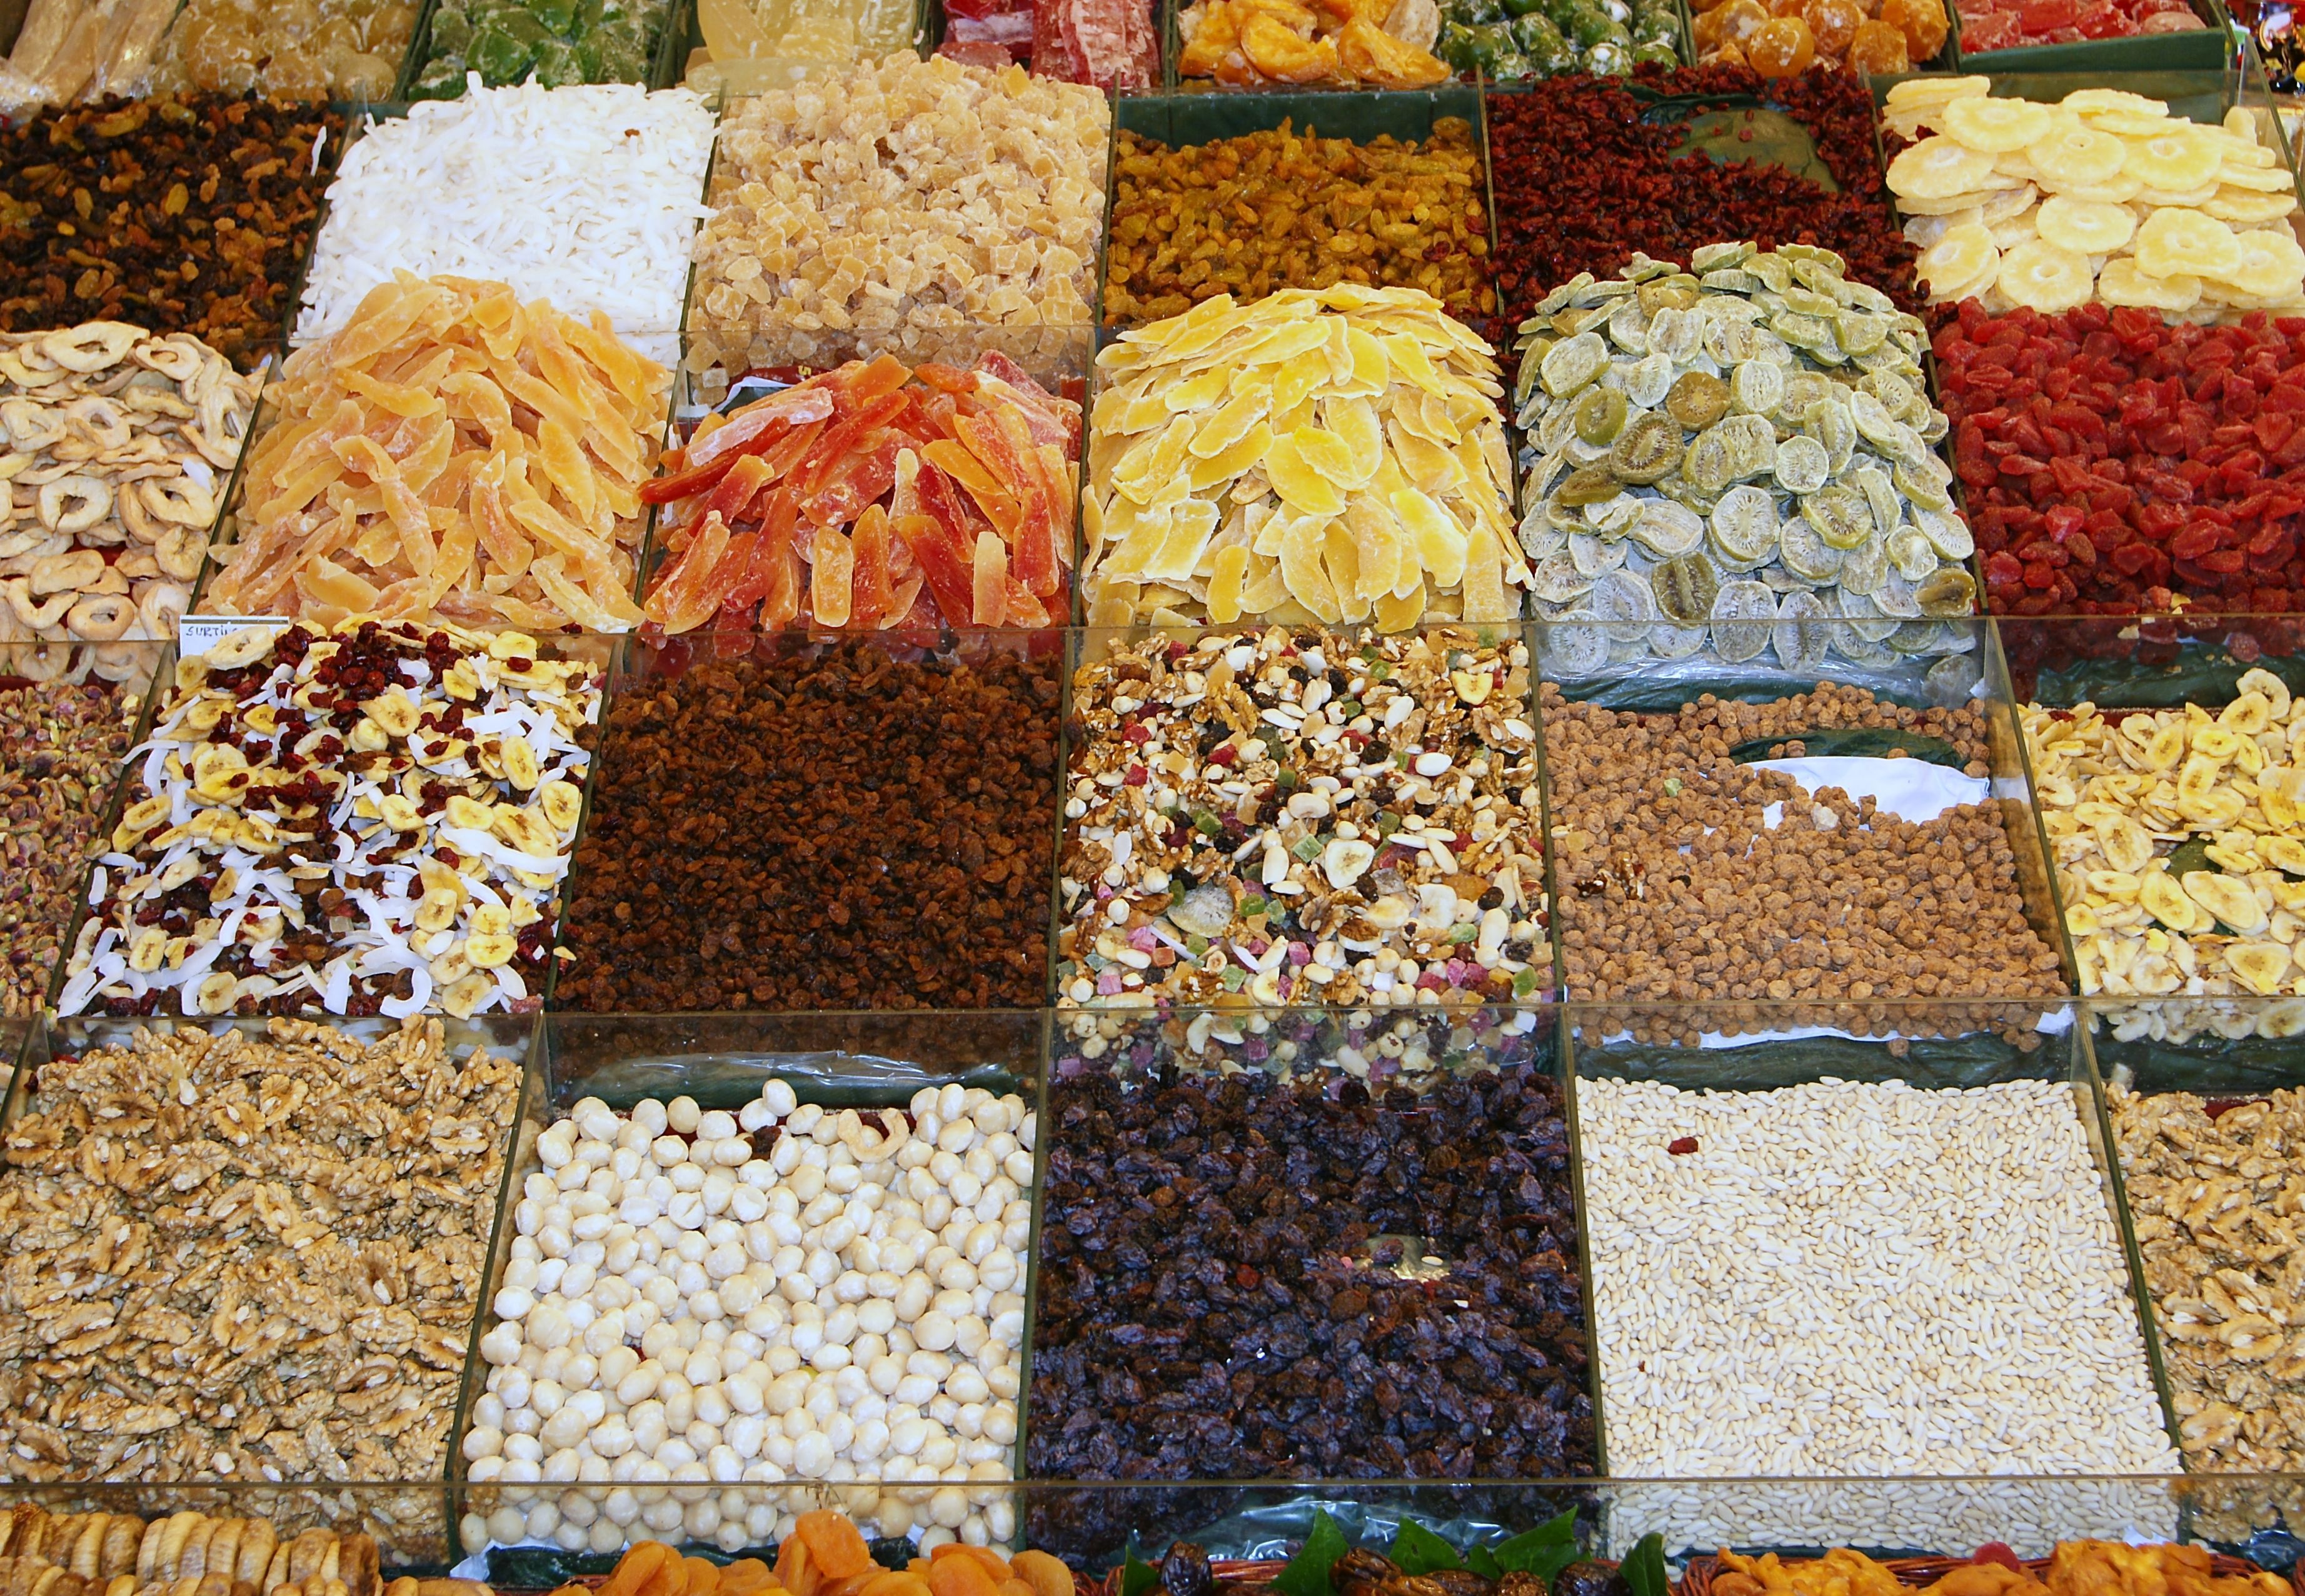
[
  {"x1": 1059, "y1": 629, "x2": 1549, "y2": 1010},
  {"x1": 60, "y1": 620, "x2": 603, "y2": 1020},
  {"x1": 1030, "y1": 1059, "x2": 1595, "y2": 1480},
  {"x1": 0, "y1": 678, "x2": 139, "y2": 1017}
]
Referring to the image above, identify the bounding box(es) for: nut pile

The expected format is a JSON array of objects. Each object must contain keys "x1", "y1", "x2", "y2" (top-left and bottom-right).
[
  {"x1": 0, "y1": 96, "x2": 342, "y2": 364},
  {"x1": 1515, "y1": 246, "x2": 1976, "y2": 674},
  {"x1": 1937, "y1": 302, "x2": 2305, "y2": 619},
  {"x1": 1891, "y1": 82, "x2": 2303, "y2": 319},
  {"x1": 1085, "y1": 286, "x2": 1523, "y2": 628},
  {"x1": 2, "y1": 321, "x2": 258, "y2": 648},
  {"x1": 1545, "y1": 684, "x2": 2069, "y2": 1030},
  {"x1": 1058, "y1": 630, "x2": 1549, "y2": 1010},
  {"x1": 1581, "y1": 1077, "x2": 2179, "y2": 1491},
  {"x1": 153, "y1": 0, "x2": 419, "y2": 99},
  {"x1": 59, "y1": 620, "x2": 603, "y2": 1020},
  {"x1": 1030, "y1": 1060, "x2": 1595, "y2": 1480},
  {"x1": 688, "y1": 56, "x2": 1107, "y2": 375},
  {"x1": 2025, "y1": 677, "x2": 2305, "y2": 999},
  {"x1": 1103, "y1": 121, "x2": 1492, "y2": 330},
  {"x1": 0, "y1": 678, "x2": 138, "y2": 1017},
  {"x1": 206, "y1": 274, "x2": 667, "y2": 632},
  {"x1": 467, "y1": 1080, "x2": 1029, "y2": 1549},
  {"x1": 2114, "y1": 1086, "x2": 2305, "y2": 1478},
  {"x1": 0, "y1": 1017, "x2": 516, "y2": 1482},
  {"x1": 556, "y1": 641, "x2": 1058, "y2": 1013}
]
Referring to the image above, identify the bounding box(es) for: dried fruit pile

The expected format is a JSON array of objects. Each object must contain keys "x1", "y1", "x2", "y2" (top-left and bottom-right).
[
  {"x1": 1892, "y1": 81, "x2": 2302, "y2": 320},
  {"x1": 1936, "y1": 300, "x2": 2305, "y2": 618},
  {"x1": 59, "y1": 620, "x2": 602, "y2": 1020},
  {"x1": 1058, "y1": 630, "x2": 1549, "y2": 1010},
  {"x1": 1085, "y1": 286, "x2": 1522, "y2": 628},
  {"x1": 206, "y1": 274, "x2": 668, "y2": 631},
  {"x1": 0, "y1": 678, "x2": 137, "y2": 1018},
  {"x1": 151, "y1": 0, "x2": 418, "y2": 99},
  {"x1": 640, "y1": 353, "x2": 1078, "y2": 634},
  {"x1": 0, "y1": 96, "x2": 341, "y2": 363},
  {"x1": 411, "y1": 0, "x2": 669, "y2": 94},
  {"x1": 1514, "y1": 246, "x2": 1975, "y2": 674},
  {"x1": 1488, "y1": 66, "x2": 1917, "y2": 329},
  {"x1": 2026, "y1": 679, "x2": 2305, "y2": 999},
  {"x1": 1694, "y1": 0, "x2": 1942, "y2": 74},
  {"x1": 1435, "y1": 0, "x2": 1680, "y2": 81},
  {"x1": 0, "y1": 322, "x2": 257, "y2": 649},
  {"x1": 1957, "y1": 0, "x2": 2206, "y2": 52},
  {"x1": 1103, "y1": 120, "x2": 1492, "y2": 329},
  {"x1": 1030, "y1": 1058, "x2": 1595, "y2": 1480},
  {"x1": 1175, "y1": 0, "x2": 1449, "y2": 87},
  {"x1": 556, "y1": 641, "x2": 1058, "y2": 1012}
]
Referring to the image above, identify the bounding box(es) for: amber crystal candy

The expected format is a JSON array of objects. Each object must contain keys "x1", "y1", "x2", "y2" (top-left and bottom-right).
[{"x1": 1748, "y1": 13, "x2": 1815, "y2": 71}]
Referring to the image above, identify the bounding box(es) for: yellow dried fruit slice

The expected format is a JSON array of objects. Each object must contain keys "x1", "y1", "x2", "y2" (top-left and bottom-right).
[
  {"x1": 1345, "y1": 495, "x2": 1404, "y2": 603},
  {"x1": 1460, "y1": 521, "x2": 1511, "y2": 625},
  {"x1": 2185, "y1": 870, "x2": 2270, "y2": 935},
  {"x1": 1995, "y1": 238, "x2": 2094, "y2": 314},
  {"x1": 1143, "y1": 499, "x2": 1222, "y2": 583},
  {"x1": 2134, "y1": 206, "x2": 2245, "y2": 282},
  {"x1": 2035, "y1": 194, "x2": 2136, "y2": 255},
  {"x1": 2134, "y1": 183, "x2": 2221, "y2": 209},
  {"x1": 1263, "y1": 431, "x2": 1347, "y2": 517},
  {"x1": 1270, "y1": 346, "x2": 1332, "y2": 416},
  {"x1": 2141, "y1": 868, "x2": 2203, "y2": 932},
  {"x1": 1160, "y1": 367, "x2": 1231, "y2": 413},
  {"x1": 2263, "y1": 835, "x2": 2305, "y2": 875},
  {"x1": 1238, "y1": 553, "x2": 1292, "y2": 614},
  {"x1": 2056, "y1": 174, "x2": 2144, "y2": 206},
  {"x1": 2224, "y1": 104, "x2": 2266, "y2": 143},
  {"x1": 1886, "y1": 74, "x2": 1989, "y2": 113},
  {"x1": 2062, "y1": 89, "x2": 2169, "y2": 118},
  {"x1": 1190, "y1": 388, "x2": 1270, "y2": 459},
  {"x1": 1205, "y1": 543, "x2": 1249, "y2": 624},
  {"x1": 1889, "y1": 136, "x2": 2002, "y2": 201},
  {"x1": 1916, "y1": 223, "x2": 2000, "y2": 301},
  {"x1": 2202, "y1": 227, "x2": 2305, "y2": 300},
  {"x1": 1323, "y1": 522, "x2": 1365, "y2": 622},
  {"x1": 1190, "y1": 421, "x2": 1272, "y2": 494},
  {"x1": 1347, "y1": 326, "x2": 1390, "y2": 393},
  {"x1": 1943, "y1": 96, "x2": 2056, "y2": 154},
  {"x1": 1380, "y1": 332, "x2": 1442, "y2": 394},
  {"x1": 2228, "y1": 941, "x2": 2294, "y2": 995},
  {"x1": 1391, "y1": 486, "x2": 1466, "y2": 589},
  {"x1": 1374, "y1": 579, "x2": 1425, "y2": 633},
  {"x1": 1277, "y1": 513, "x2": 1340, "y2": 624},
  {"x1": 1897, "y1": 183, "x2": 2027, "y2": 216},
  {"x1": 1389, "y1": 420, "x2": 1467, "y2": 493},
  {"x1": 2027, "y1": 121, "x2": 2129, "y2": 188},
  {"x1": 1287, "y1": 425, "x2": 1358, "y2": 486},
  {"x1": 2218, "y1": 162, "x2": 2295, "y2": 192},
  {"x1": 2206, "y1": 188, "x2": 2302, "y2": 224},
  {"x1": 1318, "y1": 398, "x2": 1384, "y2": 488},
  {"x1": 2124, "y1": 128, "x2": 2222, "y2": 192},
  {"x1": 1987, "y1": 207, "x2": 2044, "y2": 252}
]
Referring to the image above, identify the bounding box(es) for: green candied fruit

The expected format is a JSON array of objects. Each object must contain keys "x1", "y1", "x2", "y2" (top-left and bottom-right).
[
  {"x1": 529, "y1": 0, "x2": 581, "y2": 31},
  {"x1": 1464, "y1": 19, "x2": 1517, "y2": 66},
  {"x1": 428, "y1": 4, "x2": 473, "y2": 52},
  {"x1": 1568, "y1": 6, "x2": 1623, "y2": 44},
  {"x1": 1511, "y1": 12, "x2": 1572, "y2": 65},
  {"x1": 466, "y1": 24, "x2": 541, "y2": 79},
  {"x1": 530, "y1": 37, "x2": 586, "y2": 81},
  {"x1": 411, "y1": 53, "x2": 468, "y2": 93},
  {"x1": 1583, "y1": 36, "x2": 1632, "y2": 70},
  {"x1": 1630, "y1": 36, "x2": 1678, "y2": 63},
  {"x1": 593, "y1": 36, "x2": 648, "y2": 78},
  {"x1": 1487, "y1": 43, "x2": 1531, "y2": 76},
  {"x1": 1435, "y1": 18, "x2": 1482, "y2": 68}
]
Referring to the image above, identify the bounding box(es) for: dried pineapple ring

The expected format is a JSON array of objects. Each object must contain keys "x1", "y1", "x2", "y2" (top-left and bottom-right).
[
  {"x1": 1942, "y1": 96, "x2": 2055, "y2": 154},
  {"x1": 1994, "y1": 238, "x2": 2093, "y2": 314},
  {"x1": 2035, "y1": 194, "x2": 2135, "y2": 255},
  {"x1": 1888, "y1": 136, "x2": 2002, "y2": 201},
  {"x1": 1897, "y1": 184, "x2": 2026, "y2": 216},
  {"x1": 2201, "y1": 227, "x2": 2305, "y2": 300},
  {"x1": 1884, "y1": 74, "x2": 1989, "y2": 114},
  {"x1": 2134, "y1": 207, "x2": 2245, "y2": 282},
  {"x1": 2224, "y1": 104, "x2": 2265, "y2": 141},
  {"x1": 2124, "y1": 128, "x2": 2222, "y2": 192},
  {"x1": 2026, "y1": 121, "x2": 2129, "y2": 188},
  {"x1": 1978, "y1": 182, "x2": 2038, "y2": 223},
  {"x1": 1916, "y1": 223, "x2": 2000, "y2": 301},
  {"x1": 2205, "y1": 188, "x2": 2301, "y2": 224},
  {"x1": 2217, "y1": 163, "x2": 2297, "y2": 192},
  {"x1": 2062, "y1": 89, "x2": 2169, "y2": 118},
  {"x1": 2056, "y1": 174, "x2": 2144, "y2": 206}
]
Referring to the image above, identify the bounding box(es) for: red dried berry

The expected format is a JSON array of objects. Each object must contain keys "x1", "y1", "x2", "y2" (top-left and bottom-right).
[{"x1": 1668, "y1": 1136, "x2": 1700, "y2": 1155}]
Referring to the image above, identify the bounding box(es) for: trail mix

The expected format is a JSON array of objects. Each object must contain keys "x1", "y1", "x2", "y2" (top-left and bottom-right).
[
  {"x1": 1891, "y1": 83, "x2": 2302, "y2": 320},
  {"x1": 59, "y1": 620, "x2": 602, "y2": 1020},
  {"x1": 1085, "y1": 286, "x2": 1522, "y2": 628},
  {"x1": 1030, "y1": 1059, "x2": 1595, "y2": 1480},
  {"x1": 556, "y1": 640, "x2": 1058, "y2": 1013},
  {"x1": 1937, "y1": 302, "x2": 2305, "y2": 620},
  {"x1": 1103, "y1": 121, "x2": 1492, "y2": 330},
  {"x1": 2026, "y1": 676, "x2": 2305, "y2": 1000},
  {"x1": 1, "y1": 322, "x2": 257, "y2": 650},
  {"x1": 0, "y1": 1017, "x2": 515, "y2": 1483},
  {"x1": 2114, "y1": 1086, "x2": 2305, "y2": 1477},
  {"x1": 1545, "y1": 683, "x2": 2069, "y2": 1031},
  {"x1": 0, "y1": 678, "x2": 138, "y2": 1017},
  {"x1": 0, "y1": 96, "x2": 341, "y2": 363},
  {"x1": 1059, "y1": 629, "x2": 1549, "y2": 1010},
  {"x1": 1515, "y1": 246, "x2": 1975, "y2": 674}
]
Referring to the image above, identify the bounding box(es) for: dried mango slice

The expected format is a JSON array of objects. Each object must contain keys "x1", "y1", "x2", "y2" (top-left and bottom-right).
[{"x1": 1264, "y1": 431, "x2": 1348, "y2": 517}]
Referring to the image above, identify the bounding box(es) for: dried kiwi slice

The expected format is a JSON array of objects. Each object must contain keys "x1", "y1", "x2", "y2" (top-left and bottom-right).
[
  {"x1": 1730, "y1": 359, "x2": 1785, "y2": 417},
  {"x1": 1710, "y1": 579, "x2": 1777, "y2": 663},
  {"x1": 1772, "y1": 590, "x2": 1832, "y2": 673},
  {"x1": 1575, "y1": 386, "x2": 1630, "y2": 446},
  {"x1": 1914, "y1": 506, "x2": 1975, "y2": 561},
  {"x1": 1680, "y1": 424, "x2": 1737, "y2": 495},
  {"x1": 1665, "y1": 370, "x2": 1730, "y2": 431},
  {"x1": 1557, "y1": 465, "x2": 1622, "y2": 506},
  {"x1": 1710, "y1": 484, "x2": 1779, "y2": 566},
  {"x1": 1887, "y1": 525, "x2": 1941, "y2": 583},
  {"x1": 1652, "y1": 551, "x2": 1721, "y2": 625},
  {"x1": 1622, "y1": 353, "x2": 1674, "y2": 409},
  {"x1": 1542, "y1": 331, "x2": 1608, "y2": 398},
  {"x1": 1804, "y1": 483, "x2": 1875, "y2": 551},
  {"x1": 1610, "y1": 413, "x2": 1682, "y2": 485},
  {"x1": 1773, "y1": 435, "x2": 1830, "y2": 496},
  {"x1": 1916, "y1": 566, "x2": 1977, "y2": 618},
  {"x1": 1837, "y1": 533, "x2": 1889, "y2": 597},
  {"x1": 1777, "y1": 514, "x2": 1844, "y2": 584},
  {"x1": 1629, "y1": 496, "x2": 1706, "y2": 558},
  {"x1": 1531, "y1": 553, "x2": 1597, "y2": 605}
]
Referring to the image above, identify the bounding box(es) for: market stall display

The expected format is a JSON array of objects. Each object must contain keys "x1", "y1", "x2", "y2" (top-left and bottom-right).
[
  {"x1": 292, "y1": 83, "x2": 714, "y2": 363},
  {"x1": 638, "y1": 353, "x2": 1078, "y2": 633},
  {"x1": 1887, "y1": 81, "x2": 2303, "y2": 319},
  {"x1": 57, "y1": 619, "x2": 603, "y2": 1019},
  {"x1": 684, "y1": 0, "x2": 919, "y2": 88},
  {"x1": 686, "y1": 55, "x2": 1107, "y2": 379},
  {"x1": 1102, "y1": 119, "x2": 1492, "y2": 329},
  {"x1": 0, "y1": 321, "x2": 257, "y2": 648},
  {"x1": 148, "y1": 0, "x2": 418, "y2": 100},
  {"x1": 1083, "y1": 285, "x2": 1522, "y2": 627},
  {"x1": 0, "y1": 1501, "x2": 388, "y2": 1594},
  {"x1": 0, "y1": 675, "x2": 137, "y2": 1017},
  {"x1": 204, "y1": 274, "x2": 667, "y2": 631},
  {"x1": 1513, "y1": 246, "x2": 1976, "y2": 673},
  {"x1": 0, "y1": 96, "x2": 342, "y2": 364},
  {"x1": 409, "y1": 0, "x2": 672, "y2": 96}
]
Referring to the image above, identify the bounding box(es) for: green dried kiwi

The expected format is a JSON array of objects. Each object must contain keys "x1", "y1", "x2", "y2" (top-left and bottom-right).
[
  {"x1": 1652, "y1": 551, "x2": 1720, "y2": 625},
  {"x1": 1777, "y1": 286, "x2": 1841, "y2": 320},
  {"x1": 1805, "y1": 397, "x2": 1857, "y2": 476},
  {"x1": 1916, "y1": 407, "x2": 1951, "y2": 445},
  {"x1": 1706, "y1": 316, "x2": 1764, "y2": 365},
  {"x1": 1729, "y1": 359, "x2": 1784, "y2": 417},
  {"x1": 1776, "y1": 513, "x2": 1843, "y2": 584},
  {"x1": 1542, "y1": 331, "x2": 1607, "y2": 398},
  {"x1": 1680, "y1": 424, "x2": 1737, "y2": 495},
  {"x1": 1637, "y1": 278, "x2": 1698, "y2": 315},
  {"x1": 1773, "y1": 590, "x2": 1832, "y2": 673},
  {"x1": 1665, "y1": 370, "x2": 1729, "y2": 431},
  {"x1": 1780, "y1": 371, "x2": 1834, "y2": 414},
  {"x1": 1607, "y1": 298, "x2": 1650, "y2": 354},
  {"x1": 1790, "y1": 257, "x2": 1847, "y2": 297},
  {"x1": 1835, "y1": 590, "x2": 1901, "y2": 645},
  {"x1": 1575, "y1": 386, "x2": 1629, "y2": 446},
  {"x1": 1690, "y1": 241, "x2": 1754, "y2": 273},
  {"x1": 1530, "y1": 552, "x2": 1595, "y2": 605},
  {"x1": 1622, "y1": 353, "x2": 1674, "y2": 409},
  {"x1": 1710, "y1": 578, "x2": 1776, "y2": 662},
  {"x1": 1916, "y1": 567, "x2": 1976, "y2": 618},
  {"x1": 1780, "y1": 243, "x2": 1848, "y2": 273},
  {"x1": 1915, "y1": 506, "x2": 1974, "y2": 561},
  {"x1": 1552, "y1": 304, "x2": 1609, "y2": 336},
  {"x1": 1515, "y1": 336, "x2": 1556, "y2": 408},
  {"x1": 1584, "y1": 491, "x2": 1640, "y2": 535},
  {"x1": 1648, "y1": 306, "x2": 1703, "y2": 363},
  {"x1": 1532, "y1": 273, "x2": 1594, "y2": 319},
  {"x1": 1772, "y1": 434, "x2": 1830, "y2": 496},
  {"x1": 1887, "y1": 618, "x2": 1952, "y2": 656},
  {"x1": 1888, "y1": 526, "x2": 1939, "y2": 583},
  {"x1": 1569, "y1": 529, "x2": 1626, "y2": 576},
  {"x1": 1848, "y1": 389, "x2": 1906, "y2": 449},
  {"x1": 1835, "y1": 312, "x2": 1889, "y2": 358},
  {"x1": 1854, "y1": 466, "x2": 1901, "y2": 542},
  {"x1": 1720, "y1": 414, "x2": 1779, "y2": 480},
  {"x1": 1805, "y1": 483, "x2": 1875, "y2": 551},
  {"x1": 1894, "y1": 458, "x2": 1953, "y2": 510},
  {"x1": 1610, "y1": 413, "x2": 1682, "y2": 484},
  {"x1": 1700, "y1": 269, "x2": 1759, "y2": 295},
  {"x1": 1861, "y1": 368, "x2": 1919, "y2": 418},
  {"x1": 1874, "y1": 573, "x2": 1922, "y2": 620},
  {"x1": 1836, "y1": 532, "x2": 1888, "y2": 597},
  {"x1": 1747, "y1": 253, "x2": 1792, "y2": 294},
  {"x1": 1629, "y1": 496, "x2": 1705, "y2": 558},
  {"x1": 1557, "y1": 464, "x2": 1623, "y2": 506},
  {"x1": 1709, "y1": 484, "x2": 1777, "y2": 567}
]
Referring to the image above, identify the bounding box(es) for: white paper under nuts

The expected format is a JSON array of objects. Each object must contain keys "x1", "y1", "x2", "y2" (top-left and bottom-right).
[
  {"x1": 459, "y1": 1080, "x2": 1030, "y2": 1557},
  {"x1": 1579, "y1": 1076, "x2": 2177, "y2": 1550}
]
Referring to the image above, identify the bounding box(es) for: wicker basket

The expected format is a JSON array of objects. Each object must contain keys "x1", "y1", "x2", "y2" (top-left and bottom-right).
[{"x1": 1679, "y1": 1552, "x2": 2303, "y2": 1596}]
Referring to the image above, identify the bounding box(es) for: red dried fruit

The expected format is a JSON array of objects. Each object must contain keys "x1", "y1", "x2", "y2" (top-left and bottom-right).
[{"x1": 1668, "y1": 1136, "x2": 1700, "y2": 1155}]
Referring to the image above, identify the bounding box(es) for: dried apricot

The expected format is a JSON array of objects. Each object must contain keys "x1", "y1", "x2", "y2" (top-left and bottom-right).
[
  {"x1": 925, "y1": 1557, "x2": 1000, "y2": 1596},
  {"x1": 1007, "y1": 1558, "x2": 1074, "y2": 1596},
  {"x1": 791, "y1": 1512, "x2": 873, "y2": 1583}
]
